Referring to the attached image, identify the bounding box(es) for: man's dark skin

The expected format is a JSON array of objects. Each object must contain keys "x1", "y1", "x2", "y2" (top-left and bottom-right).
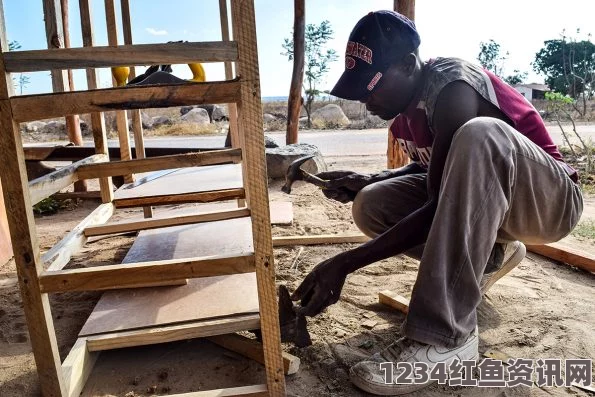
[{"x1": 292, "y1": 52, "x2": 513, "y2": 316}]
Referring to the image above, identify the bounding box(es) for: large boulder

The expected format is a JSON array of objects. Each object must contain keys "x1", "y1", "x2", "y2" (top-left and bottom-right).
[
  {"x1": 311, "y1": 104, "x2": 350, "y2": 127},
  {"x1": 180, "y1": 106, "x2": 195, "y2": 116},
  {"x1": 141, "y1": 112, "x2": 154, "y2": 129},
  {"x1": 212, "y1": 105, "x2": 229, "y2": 121},
  {"x1": 181, "y1": 108, "x2": 210, "y2": 125},
  {"x1": 263, "y1": 113, "x2": 277, "y2": 123},
  {"x1": 265, "y1": 143, "x2": 327, "y2": 179},
  {"x1": 41, "y1": 120, "x2": 66, "y2": 136},
  {"x1": 152, "y1": 116, "x2": 173, "y2": 128},
  {"x1": 196, "y1": 104, "x2": 215, "y2": 121},
  {"x1": 24, "y1": 121, "x2": 47, "y2": 132},
  {"x1": 265, "y1": 135, "x2": 279, "y2": 148}
]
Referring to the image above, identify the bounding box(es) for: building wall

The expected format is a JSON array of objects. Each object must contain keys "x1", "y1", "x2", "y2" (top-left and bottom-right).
[
  {"x1": 0, "y1": 180, "x2": 13, "y2": 266},
  {"x1": 514, "y1": 86, "x2": 533, "y2": 101}
]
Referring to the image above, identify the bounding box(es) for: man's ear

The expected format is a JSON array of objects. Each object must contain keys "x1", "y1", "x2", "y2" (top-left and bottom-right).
[{"x1": 399, "y1": 53, "x2": 418, "y2": 76}]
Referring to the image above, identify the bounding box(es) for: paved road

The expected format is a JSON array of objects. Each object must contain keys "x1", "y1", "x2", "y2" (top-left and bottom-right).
[
  {"x1": 133, "y1": 124, "x2": 595, "y2": 157},
  {"x1": 43, "y1": 124, "x2": 595, "y2": 158}
]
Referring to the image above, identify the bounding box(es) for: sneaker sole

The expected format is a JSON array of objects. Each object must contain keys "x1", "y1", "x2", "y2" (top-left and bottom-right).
[{"x1": 481, "y1": 242, "x2": 526, "y2": 294}]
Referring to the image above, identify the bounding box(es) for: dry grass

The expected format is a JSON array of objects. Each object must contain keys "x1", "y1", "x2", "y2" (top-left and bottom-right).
[{"x1": 147, "y1": 122, "x2": 221, "y2": 136}]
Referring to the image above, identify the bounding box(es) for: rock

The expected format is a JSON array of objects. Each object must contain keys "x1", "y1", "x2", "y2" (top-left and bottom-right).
[
  {"x1": 41, "y1": 120, "x2": 67, "y2": 136},
  {"x1": 264, "y1": 135, "x2": 279, "y2": 148},
  {"x1": 361, "y1": 319, "x2": 378, "y2": 329},
  {"x1": 263, "y1": 113, "x2": 277, "y2": 123},
  {"x1": 24, "y1": 121, "x2": 46, "y2": 132},
  {"x1": 141, "y1": 112, "x2": 153, "y2": 129},
  {"x1": 181, "y1": 108, "x2": 210, "y2": 125},
  {"x1": 312, "y1": 104, "x2": 350, "y2": 127},
  {"x1": 265, "y1": 143, "x2": 326, "y2": 179},
  {"x1": 152, "y1": 116, "x2": 173, "y2": 128},
  {"x1": 330, "y1": 343, "x2": 370, "y2": 368},
  {"x1": 196, "y1": 104, "x2": 215, "y2": 121},
  {"x1": 212, "y1": 105, "x2": 229, "y2": 121},
  {"x1": 180, "y1": 106, "x2": 195, "y2": 116}
]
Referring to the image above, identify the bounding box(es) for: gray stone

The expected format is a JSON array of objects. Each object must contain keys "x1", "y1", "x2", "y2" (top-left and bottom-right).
[
  {"x1": 263, "y1": 113, "x2": 277, "y2": 123},
  {"x1": 196, "y1": 104, "x2": 215, "y2": 121},
  {"x1": 181, "y1": 108, "x2": 210, "y2": 125},
  {"x1": 180, "y1": 106, "x2": 195, "y2": 116},
  {"x1": 212, "y1": 105, "x2": 229, "y2": 121},
  {"x1": 265, "y1": 143, "x2": 326, "y2": 179},
  {"x1": 141, "y1": 112, "x2": 154, "y2": 129},
  {"x1": 264, "y1": 135, "x2": 279, "y2": 148},
  {"x1": 41, "y1": 120, "x2": 66, "y2": 136},
  {"x1": 152, "y1": 116, "x2": 173, "y2": 128},
  {"x1": 24, "y1": 121, "x2": 47, "y2": 132},
  {"x1": 312, "y1": 104, "x2": 350, "y2": 127}
]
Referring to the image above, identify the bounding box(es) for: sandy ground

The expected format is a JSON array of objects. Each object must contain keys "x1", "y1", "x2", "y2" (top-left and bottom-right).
[{"x1": 1, "y1": 154, "x2": 594, "y2": 396}]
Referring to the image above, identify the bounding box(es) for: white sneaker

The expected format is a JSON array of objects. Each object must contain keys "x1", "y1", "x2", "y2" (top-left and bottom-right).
[
  {"x1": 349, "y1": 329, "x2": 479, "y2": 395},
  {"x1": 480, "y1": 241, "x2": 526, "y2": 294}
]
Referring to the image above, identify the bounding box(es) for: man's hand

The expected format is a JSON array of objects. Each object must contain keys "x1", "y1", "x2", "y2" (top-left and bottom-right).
[
  {"x1": 291, "y1": 253, "x2": 350, "y2": 317},
  {"x1": 316, "y1": 170, "x2": 372, "y2": 203}
]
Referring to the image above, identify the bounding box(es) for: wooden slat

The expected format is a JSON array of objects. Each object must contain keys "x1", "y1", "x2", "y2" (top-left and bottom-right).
[
  {"x1": 4, "y1": 42, "x2": 239, "y2": 72},
  {"x1": 61, "y1": 338, "x2": 98, "y2": 397},
  {"x1": 42, "y1": 0, "x2": 69, "y2": 93},
  {"x1": 84, "y1": 207, "x2": 250, "y2": 236},
  {"x1": 0, "y1": 100, "x2": 66, "y2": 395},
  {"x1": 79, "y1": 0, "x2": 113, "y2": 203},
  {"x1": 219, "y1": 0, "x2": 240, "y2": 148},
  {"x1": 28, "y1": 153, "x2": 106, "y2": 205},
  {"x1": 166, "y1": 384, "x2": 268, "y2": 397},
  {"x1": 10, "y1": 79, "x2": 241, "y2": 122},
  {"x1": 378, "y1": 290, "x2": 410, "y2": 314},
  {"x1": 85, "y1": 313, "x2": 260, "y2": 352},
  {"x1": 39, "y1": 253, "x2": 256, "y2": 293},
  {"x1": 207, "y1": 333, "x2": 300, "y2": 375},
  {"x1": 0, "y1": 0, "x2": 13, "y2": 99},
  {"x1": 232, "y1": 0, "x2": 286, "y2": 394},
  {"x1": 43, "y1": 203, "x2": 114, "y2": 271},
  {"x1": 272, "y1": 233, "x2": 370, "y2": 247},
  {"x1": 114, "y1": 188, "x2": 245, "y2": 208},
  {"x1": 527, "y1": 242, "x2": 595, "y2": 273},
  {"x1": 77, "y1": 149, "x2": 241, "y2": 179}
]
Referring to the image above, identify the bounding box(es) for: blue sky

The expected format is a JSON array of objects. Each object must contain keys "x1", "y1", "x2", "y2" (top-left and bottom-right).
[{"x1": 4, "y1": 0, "x2": 595, "y2": 97}]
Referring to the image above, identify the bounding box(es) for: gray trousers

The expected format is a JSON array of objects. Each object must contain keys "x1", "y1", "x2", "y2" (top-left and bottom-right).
[{"x1": 352, "y1": 117, "x2": 583, "y2": 348}]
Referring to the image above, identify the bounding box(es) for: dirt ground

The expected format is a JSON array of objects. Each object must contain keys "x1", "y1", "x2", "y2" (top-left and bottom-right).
[{"x1": 1, "y1": 154, "x2": 594, "y2": 396}]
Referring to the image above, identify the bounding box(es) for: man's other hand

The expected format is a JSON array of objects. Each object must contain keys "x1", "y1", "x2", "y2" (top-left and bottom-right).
[
  {"x1": 290, "y1": 254, "x2": 349, "y2": 317},
  {"x1": 316, "y1": 170, "x2": 372, "y2": 203}
]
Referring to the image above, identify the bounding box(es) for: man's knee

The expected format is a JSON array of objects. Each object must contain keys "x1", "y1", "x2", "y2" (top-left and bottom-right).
[
  {"x1": 352, "y1": 184, "x2": 379, "y2": 237},
  {"x1": 451, "y1": 117, "x2": 511, "y2": 154}
]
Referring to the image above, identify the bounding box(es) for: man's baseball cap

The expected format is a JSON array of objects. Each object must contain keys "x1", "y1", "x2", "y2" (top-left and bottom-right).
[{"x1": 330, "y1": 10, "x2": 420, "y2": 101}]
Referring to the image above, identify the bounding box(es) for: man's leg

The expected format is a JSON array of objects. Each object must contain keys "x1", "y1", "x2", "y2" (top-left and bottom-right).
[{"x1": 404, "y1": 117, "x2": 583, "y2": 348}]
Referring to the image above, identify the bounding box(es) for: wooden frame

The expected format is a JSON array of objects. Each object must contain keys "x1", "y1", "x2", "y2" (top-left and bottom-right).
[{"x1": 0, "y1": 0, "x2": 286, "y2": 395}]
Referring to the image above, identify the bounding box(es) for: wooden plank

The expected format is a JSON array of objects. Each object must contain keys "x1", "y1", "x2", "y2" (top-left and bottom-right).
[
  {"x1": 61, "y1": 338, "x2": 98, "y2": 397},
  {"x1": 86, "y1": 313, "x2": 260, "y2": 351},
  {"x1": 39, "y1": 252, "x2": 255, "y2": 293},
  {"x1": 10, "y1": 79, "x2": 241, "y2": 122},
  {"x1": 272, "y1": 233, "x2": 370, "y2": 247},
  {"x1": 114, "y1": 188, "x2": 245, "y2": 208},
  {"x1": 84, "y1": 207, "x2": 250, "y2": 236},
  {"x1": 286, "y1": 0, "x2": 304, "y2": 144},
  {"x1": 165, "y1": 384, "x2": 268, "y2": 397},
  {"x1": 378, "y1": 290, "x2": 410, "y2": 314},
  {"x1": 42, "y1": 0, "x2": 69, "y2": 93},
  {"x1": 527, "y1": 242, "x2": 595, "y2": 273},
  {"x1": 3, "y1": 42, "x2": 239, "y2": 72},
  {"x1": 218, "y1": 0, "x2": 239, "y2": 148},
  {"x1": 77, "y1": 149, "x2": 241, "y2": 179},
  {"x1": 0, "y1": 181, "x2": 13, "y2": 265},
  {"x1": 232, "y1": 0, "x2": 286, "y2": 394},
  {"x1": 79, "y1": 0, "x2": 113, "y2": 203},
  {"x1": 43, "y1": 202, "x2": 114, "y2": 271},
  {"x1": 207, "y1": 333, "x2": 300, "y2": 375},
  {"x1": 0, "y1": 100, "x2": 66, "y2": 395},
  {"x1": 269, "y1": 201, "x2": 293, "y2": 225},
  {"x1": 0, "y1": 0, "x2": 14, "y2": 99},
  {"x1": 28, "y1": 153, "x2": 106, "y2": 205}
]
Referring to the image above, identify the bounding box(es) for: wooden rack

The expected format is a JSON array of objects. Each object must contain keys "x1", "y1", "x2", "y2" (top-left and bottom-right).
[{"x1": 0, "y1": 0, "x2": 285, "y2": 395}]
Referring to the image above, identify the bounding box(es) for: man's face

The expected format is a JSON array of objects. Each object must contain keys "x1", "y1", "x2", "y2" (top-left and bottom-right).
[{"x1": 360, "y1": 61, "x2": 417, "y2": 120}]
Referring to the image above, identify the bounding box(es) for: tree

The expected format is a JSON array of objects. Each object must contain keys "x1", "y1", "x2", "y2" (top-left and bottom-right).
[
  {"x1": 282, "y1": 20, "x2": 338, "y2": 128},
  {"x1": 478, "y1": 39, "x2": 527, "y2": 86},
  {"x1": 18, "y1": 74, "x2": 30, "y2": 95},
  {"x1": 8, "y1": 40, "x2": 30, "y2": 94},
  {"x1": 533, "y1": 30, "x2": 595, "y2": 117}
]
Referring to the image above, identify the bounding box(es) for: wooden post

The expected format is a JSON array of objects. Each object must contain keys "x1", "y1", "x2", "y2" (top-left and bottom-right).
[
  {"x1": 286, "y1": 0, "x2": 304, "y2": 145},
  {"x1": 79, "y1": 0, "x2": 114, "y2": 203},
  {"x1": 60, "y1": 0, "x2": 87, "y2": 192},
  {"x1": 231, "y1": 0, "x2": 286, "y2": 394},
  {"x1": 387, "y1": 0, "x2": 415, "y2": 169},
  {"x1": 105, "y1": 0, "x2": 133, "y2": 183},
  {"x1": 0, "y1": 2, "x2": 66, "y2": 394},
  {"x1": 219, "y1": 0, "x2": 240, "y2": 153},
  {"x1": 120, "y1": 0, "x2": 152, "y2": 217}
]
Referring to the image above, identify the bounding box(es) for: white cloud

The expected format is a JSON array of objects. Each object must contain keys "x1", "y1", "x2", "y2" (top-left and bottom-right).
[{"x1": 145, "y1": 27, "x2": 168, "y2": 36}]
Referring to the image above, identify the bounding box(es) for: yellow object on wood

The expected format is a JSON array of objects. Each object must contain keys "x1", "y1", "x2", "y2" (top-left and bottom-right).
[
  {"x1": 189, "y1": 62, "x2": 206, "y2": 82},
  {"x1": 111, "y1": 66, "x2": 130, "y2": 87}
]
